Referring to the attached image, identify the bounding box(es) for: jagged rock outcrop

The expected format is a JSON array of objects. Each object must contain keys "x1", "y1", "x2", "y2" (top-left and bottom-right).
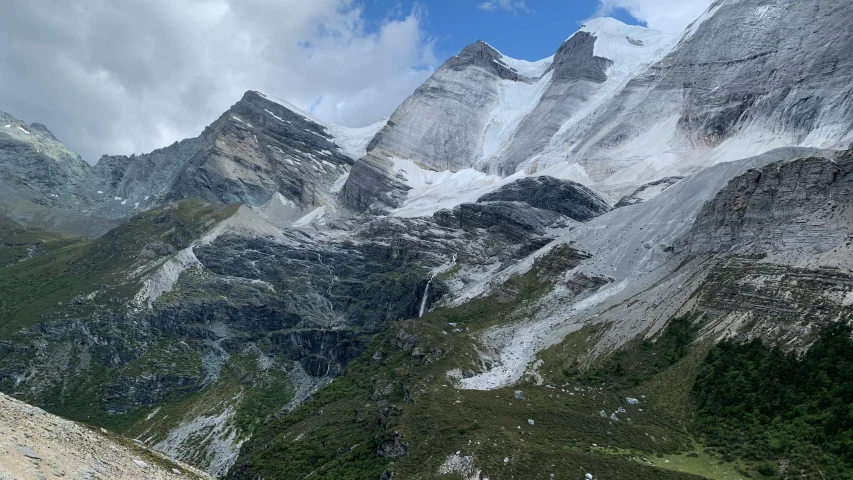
[
  {"x1": 434, "y1": 176, "x2": 611, "y2": 239},
  {"x1": 0, "y1": 91, "x2": 383, "y2": 236},
  {"x1": 166, "y1": 91, "x2": 355, "y2": 209},
  {"x1": 478, "y1": 176, "x2": 611, "y2": 221},
  {"x1": 0, "y1": 113, "x2": 119, "y2": 236},
  {"x1": 434, "y1": 201, "x2": 568, "y2": 241},
  {"x1": 682, "y1": 152, "x2": 853, "y2": 258},
  {"x1": 338, "y1": 148, "x2": 411, "y2": 214},
  {"x1": 90, "y1": 137, "x2": 207, "y2": 219}
]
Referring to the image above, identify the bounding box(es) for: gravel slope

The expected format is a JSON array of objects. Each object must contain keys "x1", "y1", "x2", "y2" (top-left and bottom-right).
[{"x1": 0, "y1": 393, "x2": 211, "y2": 480}]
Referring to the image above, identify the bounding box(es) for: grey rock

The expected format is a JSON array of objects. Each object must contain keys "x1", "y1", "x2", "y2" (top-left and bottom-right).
[
  {"x1": 377, "y1": 435, "x2": 407, "y2": 459},
  {"x1": 682, "y1": 152, "x2": 853, "y2": 256},
  {"x1": 19, "y1": 446, "x2": 40, "y2": 459},
  {"x1": 484, "y1": 31, "x2": 615, "y2": 176},
  {"x1": 570, "y1": 0, "x2": 853, "y2": 181},
  {"x1": 478, "y1": 176, "x2": 611, "y2": 221}
]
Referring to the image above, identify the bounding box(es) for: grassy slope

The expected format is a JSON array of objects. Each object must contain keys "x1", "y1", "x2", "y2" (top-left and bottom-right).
[
  {"x1": 231, "y1": 248, "x2": 708, "y2": 480},
  {"x1": 0, "y1": 201, "x2": 271, "y2": 450},
  {"x1": 0, "y1": 200, "x2": 239, "y2": 338}
]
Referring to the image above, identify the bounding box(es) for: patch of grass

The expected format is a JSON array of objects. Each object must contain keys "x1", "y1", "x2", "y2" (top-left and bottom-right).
[
  {"x1": 0, "y1": 212, "x2": 77, "y2": 266},
  {"x1": 598, "y1": 447, "x2": 748, "y2": 480}
]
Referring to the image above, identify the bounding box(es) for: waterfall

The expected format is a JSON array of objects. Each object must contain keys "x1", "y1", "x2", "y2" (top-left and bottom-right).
[
  {"x1": 418, "y1": 280, "x2": 431, "y2": 318},
  {"x1": 419, "y1": 253, "x2": 455, "y2": 318}
]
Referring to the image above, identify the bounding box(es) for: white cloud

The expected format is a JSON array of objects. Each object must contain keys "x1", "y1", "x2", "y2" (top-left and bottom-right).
[
  {"x1": 0, "y1": 0, "x2": 437, "y2": 162},
  {"x1": 478, "y1": 0, "x2": 533, "y2": 15},
  {"x1": 595, "y1": 0, "x2": 714, "y2": 34}
]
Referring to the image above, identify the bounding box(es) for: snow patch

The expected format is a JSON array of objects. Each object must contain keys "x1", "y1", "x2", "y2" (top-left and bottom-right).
[
  {"x1": 276, "y1": 192, "x2": 296, "y2": 209},
  {"x1": 331, "y1": 172, "x2": 350, "y2": 194},
  {"x1": 580, "y1": 18, "x2": 674, "y2": 63},
  {"x1": 499, "y1": 54, "x2": 553, "y2": 78},
  {"x1": 754, "y1": 5, "x2": 772, "y2": 19},
  {"x1": 263, "y1": 108, "x2": 285, "y2": 123},
  {"x1": 543, "y1": 21, "x2": 674, "y2": 168},
  {"x1": 292, "y1": 206, "x2": 327, "y2": 228},
  {"x1": 145, "y1": 407, "x2": 161, "y2": 422},
  {"x1": 482, "y1": 71, "x2": 554, "y2": 159},
  {"x1": 16, "y1": 126, "x2": 30, "y2": 135},
  {"x1": 327, "y1": 120, "x2": 386, "y2": 160},
  {"x1": 390, "y1": 158, "x2": 526, "y2": 218}
]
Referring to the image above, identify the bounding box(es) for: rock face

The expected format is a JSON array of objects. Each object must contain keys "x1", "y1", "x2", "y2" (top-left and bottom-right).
[
  {"x1": 683, "y1": 152, "x2": 853, "y2": 257},
  {"x1": 0, "y1": 91, "x2": 383, "y2": 236},
  {"x1": 0, "y1": 113, "x2": 118, "y2": 236},
  {"x1": 566, "y1": 0, "x2": 853, "y2": 183},
  {"x1": 165, "y1": 91, "x2": 355, "y2": 209},
  {"x1": 1, "y1": 1, "x2": 853, "y2": 477},
  {"x1": 362, "y1": 40, "x2": 517, "y2": 174},
  {"x1": 478, "y1": 176, "x2": 611, "y2": 221},
  {"x1": 0, "y1": 188, "x2": 566, "y2": 474},
  {"x1": 342, "y1": 19, "x2": 674, "y2": 213},
  {"x1": 346, "y1": 1, "x2": 853, "y2": 215},
  {"x1": 434, "y1": 176, "x2": 611, "y2": 238}
]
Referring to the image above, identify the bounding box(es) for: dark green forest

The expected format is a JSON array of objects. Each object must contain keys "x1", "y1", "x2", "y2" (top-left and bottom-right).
[{"x1": 692, "y1": 323, "x2": 853, "y2": 478}]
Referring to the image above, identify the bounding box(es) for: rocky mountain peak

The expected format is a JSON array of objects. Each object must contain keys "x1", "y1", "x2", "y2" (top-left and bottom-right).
[{"x1": 444, "y1": 39, "x2": 521, "y2": 81}]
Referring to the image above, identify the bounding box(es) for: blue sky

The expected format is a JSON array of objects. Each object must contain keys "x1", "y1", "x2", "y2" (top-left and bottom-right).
[{"x1": 362, "y1": 0, "x2": 644, "y2": 62}]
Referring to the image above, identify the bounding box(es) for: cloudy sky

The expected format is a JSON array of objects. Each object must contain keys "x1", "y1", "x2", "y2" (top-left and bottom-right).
[{"x1": 0, "y1": 0, "x2": 712, "y2": 163}]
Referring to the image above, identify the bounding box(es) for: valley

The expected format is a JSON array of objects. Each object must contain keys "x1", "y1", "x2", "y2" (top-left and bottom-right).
[{"x1": 1, "y1": 0, "x2": 852, "y2": 478}]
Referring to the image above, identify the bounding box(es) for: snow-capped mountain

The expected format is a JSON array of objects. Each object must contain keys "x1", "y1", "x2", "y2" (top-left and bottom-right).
[
  {"x1": 342, "y1": 18, "x2": 675, "y2": 214},
  {"x1": 563, "y1": 0, "x2": 853, "y2": 192},
  {"x1": 345, "y1": 0, "x2": 853, "y2": 215}
]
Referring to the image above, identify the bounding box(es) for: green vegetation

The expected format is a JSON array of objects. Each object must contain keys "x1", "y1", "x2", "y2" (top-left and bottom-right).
[
  {"x1": 550, "y1": 315, "x2": 700, "y2": 389},
  {"x1": 693, "y1": 322, "x2": 853, "y2": 479},
  {"x1": 230, "y1": 247, "x2": 706, "y2": 480},
  {"x1": 0, "y1": 212, "x2": 77, "y2": 266},
  {"x1": 0, "y1": 200, "x2": 238, "y2": 337}
]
